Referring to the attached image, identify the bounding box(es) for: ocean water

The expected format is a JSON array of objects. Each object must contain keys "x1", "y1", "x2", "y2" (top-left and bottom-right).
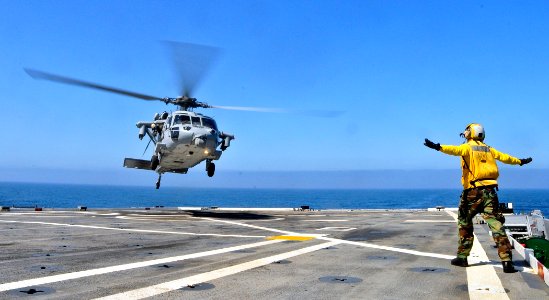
[{"x1": 0, "y1": 182, "x2": 547, "y2": 216}]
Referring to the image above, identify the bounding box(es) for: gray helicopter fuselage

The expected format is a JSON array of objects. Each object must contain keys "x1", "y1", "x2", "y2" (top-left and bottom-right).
[
  {"x1": 154, "y1": 111, "x2": 222, "y2": 173},
  {"x1": 126, "y1": 109, "x2": 233, "y2": 187}
]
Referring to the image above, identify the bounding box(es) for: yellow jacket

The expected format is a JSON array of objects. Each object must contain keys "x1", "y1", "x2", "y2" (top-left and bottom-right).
[{"x1": 440, "y1": 140, "x2": 521, "y2": 189}]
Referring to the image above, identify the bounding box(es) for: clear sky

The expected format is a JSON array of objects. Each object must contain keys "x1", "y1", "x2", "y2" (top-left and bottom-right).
[{"x1": 1, "y1": 1, "x2": 547, "y2": 187}]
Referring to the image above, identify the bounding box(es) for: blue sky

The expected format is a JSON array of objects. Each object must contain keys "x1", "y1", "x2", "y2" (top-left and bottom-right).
[{"x1": 1, "y1": 1, "x2": 547, "y2": 187}]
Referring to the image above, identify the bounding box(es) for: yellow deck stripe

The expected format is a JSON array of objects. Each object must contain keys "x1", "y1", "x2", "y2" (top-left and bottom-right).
[{"x1": 267, "y1": 235, "x2": 315, "y2": 241}]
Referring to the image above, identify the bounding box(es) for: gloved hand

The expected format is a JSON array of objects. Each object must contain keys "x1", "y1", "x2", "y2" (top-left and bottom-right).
[
  {"x1": 424, "y1": 138, "x2": 441, "y2": 151},
  {"x1": 520, "y1": 157, "x2": 532, "y2": 166}
]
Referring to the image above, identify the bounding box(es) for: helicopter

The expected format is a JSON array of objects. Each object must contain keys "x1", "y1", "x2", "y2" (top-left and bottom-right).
[{"x1": 24, "y1": 42, "x2": 281, "y2": 189}]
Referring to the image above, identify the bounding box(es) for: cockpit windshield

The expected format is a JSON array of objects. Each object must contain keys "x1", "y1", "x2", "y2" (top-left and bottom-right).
[
  {"x1": 173, "y1": 114, "x2": 191, "y2": 125},
  {"x1": 201, "y1": 118, "x2": 218, "y2": 130},
  {"x1": 173, "y1": 114, "x2": 217, "y2": 130},
  {"x1": 191, "y1": 117, "x2": 201, "y2": 126}
]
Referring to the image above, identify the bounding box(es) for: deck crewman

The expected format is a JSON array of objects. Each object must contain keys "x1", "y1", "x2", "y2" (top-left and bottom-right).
[{"x1": 424, "y1": 123, "x2": 532, "y2": 273}]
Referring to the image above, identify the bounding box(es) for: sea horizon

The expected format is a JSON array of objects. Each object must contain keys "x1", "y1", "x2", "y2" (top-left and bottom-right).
[
  {"x1": 2, "y1": 180, "x2": 549, "y2": 190},
  {"x1": 1, "y1": 182, "x2": 547, "y2": 217}
]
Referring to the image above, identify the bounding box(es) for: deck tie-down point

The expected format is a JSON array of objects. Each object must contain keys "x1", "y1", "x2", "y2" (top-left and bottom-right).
[{"x1": 319, "y1": 276, "x2": 363, "y2": 284}]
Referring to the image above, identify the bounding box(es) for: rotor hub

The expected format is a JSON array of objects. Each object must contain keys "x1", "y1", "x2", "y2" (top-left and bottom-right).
[{"x1": 162, "y1": 96, "x2": 211, "y2": 111}]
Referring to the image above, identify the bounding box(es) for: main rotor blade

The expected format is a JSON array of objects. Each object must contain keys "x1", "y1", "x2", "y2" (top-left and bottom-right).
[
  {"x1": 293, "y1": 109, "x2": 346, "y2": 118},
  {"x1": 210, "y1": 105, "x2": 344, "y2": 117},
  {"x1": 164, "y1": 41, "x2": 221, "y2": 97},
  {"x1": 24, "y1": 68, "x2": 163, "y2": 101},
  {"x1": 209, "y1": 105, "x2": 288, "y2": 113}
]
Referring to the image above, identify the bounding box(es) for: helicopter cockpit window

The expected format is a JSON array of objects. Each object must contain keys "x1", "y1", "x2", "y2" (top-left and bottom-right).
[
  {"x1": 201, "y1": 118, "x2": 218, "y2": 130},
  {"x1": 191, "y1": 117, "x2": 201, "y2": 126},
  {"x1": 173, "y1": 114, "x2": 191, "y2": 125}
]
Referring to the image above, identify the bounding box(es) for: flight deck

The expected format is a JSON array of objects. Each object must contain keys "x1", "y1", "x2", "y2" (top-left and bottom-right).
[{"x1": 1, "y1": 208, "x2": 548, "y2": 299}]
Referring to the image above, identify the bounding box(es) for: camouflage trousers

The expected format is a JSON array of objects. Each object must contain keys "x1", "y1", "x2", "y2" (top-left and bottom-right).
[{"x1": 457, "y1": 187, "x2": 512, "y2": 261}]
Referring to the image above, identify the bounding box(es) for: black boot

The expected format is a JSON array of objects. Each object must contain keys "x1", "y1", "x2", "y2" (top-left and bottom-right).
[
  {"x1": 502, "y1": 261, "x2": 516, "y2": 273},
  {"x1": 451, "y1": 257, "x2": 468, "y2": 267}
]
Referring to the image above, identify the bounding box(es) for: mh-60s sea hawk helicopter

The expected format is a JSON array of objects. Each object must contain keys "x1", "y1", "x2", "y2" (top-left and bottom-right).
[{"x1": 25, "y1": 42, "x2": 280, "y2": 189}]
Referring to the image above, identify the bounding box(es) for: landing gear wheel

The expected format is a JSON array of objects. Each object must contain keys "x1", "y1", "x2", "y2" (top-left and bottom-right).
[
  {"x1": 151, "y1": 155, "x2": 159, "y2": 170},
  {"x1": 207, "y1": 162, "x2": 215, "y2": 177},
  {"x1": 155, "y1": 174, "x2": 162, "y2": 189}
]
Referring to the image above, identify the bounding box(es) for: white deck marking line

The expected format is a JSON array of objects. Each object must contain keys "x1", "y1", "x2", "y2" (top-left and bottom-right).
[
  {"x1": 303, "y1": 219, "x2": 349, "y2": 222},
  {"x1": 245, "y1": 217, "x2": 285, "y2": 222},
  {"x1": 0, "y1": 220, "x2": 264, "y2": 238},
  {"x1": 316, "y1": 227, "x2": 357, "y2": 232},
  {"x1": 446, "y1": 210, "x2": 510, "y2": 299},
  {"x1": 197, "y1": 217, "x2": 327, "y2": 238},
  {"x1": 0, "y1": 215, "x2": 75, "y2": 218},
  {"x1": 404, "y1": 220, "x2": 456, "y2": 223},
  {"x1": 117, "y1": 215, "x2": 187, "y2": 218},
  {"x1": 0, "y1": 239, "x2": 283, "y2": 292},
  {"x1": 94, "y1": 241, "x2": 340, "y2": 300},
  {"x1": 114, "y1": 217, "x2": 192, "y2": 222},
  {"x1": 320, "y1": 237, "x2": 455, "y2": 259},
  {"x1": 199, "y1": 217, "x2": 454, "y2": 259},
  {"x1": 196, "y1": 217, "x2": 298, "y2": 235}
]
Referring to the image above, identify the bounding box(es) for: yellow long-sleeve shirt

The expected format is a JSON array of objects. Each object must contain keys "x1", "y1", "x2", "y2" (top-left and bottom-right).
[{"x1": 440, "y1": 140, "x2": 521, "y2": 189}]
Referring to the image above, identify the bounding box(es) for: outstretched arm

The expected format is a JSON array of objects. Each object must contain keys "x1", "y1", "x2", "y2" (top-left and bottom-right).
[
  {"x1": 424, "y1": 138, "x2": 441, "y2": 151},
  {"x1": 520, "y1": 157, "x2": 533, "y2": 166},
  {"x1": 490, "y1": 147, "x2": 532, "y2": 166},
  {"x1": 440, "y1": 144, "x2": 469, "y2": 156},
  {"x1": 424, "y1": 138, "x2": 469, "y2": 156}
]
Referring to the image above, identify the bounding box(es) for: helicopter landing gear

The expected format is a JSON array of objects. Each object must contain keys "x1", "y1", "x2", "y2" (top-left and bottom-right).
[
  {"x1": 206, "y1": 160, "x2": 215, "y2": 177},
  {"x1": 156, "y1": 174, "x2": 162, "y2": 189}
]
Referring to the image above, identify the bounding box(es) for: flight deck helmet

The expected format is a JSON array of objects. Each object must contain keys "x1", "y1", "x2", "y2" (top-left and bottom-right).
[{"x1": 462, "y1": 123, "x2": 485, "y2": 141}]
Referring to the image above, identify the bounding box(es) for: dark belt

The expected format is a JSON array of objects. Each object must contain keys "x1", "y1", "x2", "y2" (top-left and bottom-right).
[{"x1": 465, "y1": 184, "x2": 498, "y2": 192}]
